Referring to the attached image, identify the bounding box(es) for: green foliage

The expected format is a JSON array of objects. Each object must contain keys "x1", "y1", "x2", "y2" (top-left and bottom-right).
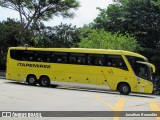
[
  {"x1": 0, "y1": 18, "x2": 81, "y2": 69},
  {"x1": 93, "y1": 0, "x2": 160, "y2": 50},
  {"x1": 0, "y1": 0, "x2": 80, "y2": 29},
  {"x1": 79, "y1": 29, "x2": 141, "y2": 52},
  {"x1": 0, "y1": 18, "x2": 31, "y2": 69},
  {"x1": 0, "y1": 18, "x2": 31, "y2": 46},
  {"x1": 93, "y1": 0, "x2": 160, "y2": 75},
  {"x1": 0, "y1": 0, "x2": 80, "y2": 50},
  {"x1": 32, "y1": 23, "x2": 81, "y2": 48}
]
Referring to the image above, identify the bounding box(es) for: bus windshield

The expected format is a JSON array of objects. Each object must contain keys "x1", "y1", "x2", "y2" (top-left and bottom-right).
[
  {"x1": 126, "y1": 56, "x2": 154, "y2": 81},
  {"x1": 136, "y1": 62, "x2": 152, "y2": 81}
]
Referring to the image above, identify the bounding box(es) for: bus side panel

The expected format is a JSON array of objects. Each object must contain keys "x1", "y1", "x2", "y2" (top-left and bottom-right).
[
  {"x1": 102, "y1": 67, "x2": 137, "y2": 92},
  {"x1": 49, "y1": 64, "x2": 109, "y2": 89},
  {"x1": 52, "y1": 64, "x2": 97, "y2": 87},
  {"x1": 6, "y1": 59, "x2": 23, "y2": 81},
  {"x1": 136, "y1": 78, "x2": 153, "y2": 94},
  {"x1": 7, "y1": 61, "x2": 40, "y2": 82},
  {"x1": 107, "y1": 76, "x2": 137, "y2": 92}
]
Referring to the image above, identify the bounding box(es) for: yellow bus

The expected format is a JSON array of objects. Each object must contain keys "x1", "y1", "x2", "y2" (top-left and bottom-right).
[{"x1": 6, "y1": 47, "x2": 155, "y2": 95}]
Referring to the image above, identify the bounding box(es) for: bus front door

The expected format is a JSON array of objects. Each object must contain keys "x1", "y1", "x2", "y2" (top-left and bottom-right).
[{"x1": 136, "y1": 63, "x2": 153, "y2": 94}]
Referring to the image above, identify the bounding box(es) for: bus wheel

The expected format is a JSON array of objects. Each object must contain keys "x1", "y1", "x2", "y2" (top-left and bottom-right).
[
  {"x1": 27, "y1": 75, "x2": 37, "y2": 86},
  {"x1": 118, "y1": 83, "x2": 130, "y2": 95},
  {"x1": 39, "y1": 76, "x2": 50, "y2": 87}
]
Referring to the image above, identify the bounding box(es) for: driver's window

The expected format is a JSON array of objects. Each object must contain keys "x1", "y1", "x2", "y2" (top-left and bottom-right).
[{"x1": 136, "y1": 64, "x2": 148, "y2": 80}]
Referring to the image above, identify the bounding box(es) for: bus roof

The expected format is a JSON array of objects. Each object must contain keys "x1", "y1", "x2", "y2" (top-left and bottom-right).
[{"x1": 9, "y1": 47, "x2": 146, "y2": 59}]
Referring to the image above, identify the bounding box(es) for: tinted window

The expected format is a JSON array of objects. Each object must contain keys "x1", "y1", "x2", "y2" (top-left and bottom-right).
[
  {"x1": 51, "y1": 52, "x2": 67, "y2": 63},
  {"x1": 106, "y1": 55, "x2": 128, "y2": 70},
  {"x1": 10, "y1": 50, "x2": 127, "y2": 70},
  {"x1": 10, "y1": 50, "x2": 67, "y2": 63},
  {"x1": 126, "y1": 56, "x2": 147, "y2": 72},
  {"x1": 36, "y1": 51, "x2": 51, "y2": 62},
  {"x1": 87, "y1": 54, "x2": 106, "y2": 66},
  {"x1": 10, "y1": 50, "x2": 36, "y2": 61},
  {"x1": 136, "y1": 63, "x2": 149, "y2": 80},
  {"x1": 69, "y1": 53, "x2": 86, "y2": 65}
]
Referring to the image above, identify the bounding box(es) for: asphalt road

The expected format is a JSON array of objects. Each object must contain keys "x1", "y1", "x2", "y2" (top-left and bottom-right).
[{"x1": 0, "y1": 77, "x2": 160, "y2": 120}]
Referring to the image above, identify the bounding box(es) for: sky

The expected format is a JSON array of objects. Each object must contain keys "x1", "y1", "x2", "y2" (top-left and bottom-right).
[{"x1": 0, "y1": 0, "x2": 113, "y2": 27}]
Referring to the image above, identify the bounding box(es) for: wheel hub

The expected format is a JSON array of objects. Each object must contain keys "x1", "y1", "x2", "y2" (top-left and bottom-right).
[{"x1": 29, "y1": 78, "x2": 34, "y2": 83}]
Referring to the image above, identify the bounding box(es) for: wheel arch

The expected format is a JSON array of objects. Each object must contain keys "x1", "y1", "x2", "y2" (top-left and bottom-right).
[
  {"x1": 39, "y1": 75, "x2": 51, "y2": 87},
  {"x1": 117, "y1": 82, "x2": 131, "y2": 92},
  {"x1": 26, "y1": 74, "x2": 37, "y2": 82},
  {"x1": 39, "y1": 75, "x2": 50, "y2": 80}
]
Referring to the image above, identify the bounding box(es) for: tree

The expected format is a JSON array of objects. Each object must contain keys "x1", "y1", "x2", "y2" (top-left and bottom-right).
[
  {"x1": 79, "y1": 29, "x2": 141, "y2": 52},
  {"x1": 0, "y1": 18, "x2": 30, "y2": 69},
  {"x1": 93, "y1": 0, "x2": 160, "y2": 50},
  {"x1": 32, "y1": 23, "x2": 81, "y2": 48},
  {"x1": 93, "y1": 0, "x2": 160, "y2": 75},
  {"x1": 0, "y1": 19, "x2": 81, "y2": 70},
  {"x1": 0, "y1": 0, "x2": 80, "y2": 29}
]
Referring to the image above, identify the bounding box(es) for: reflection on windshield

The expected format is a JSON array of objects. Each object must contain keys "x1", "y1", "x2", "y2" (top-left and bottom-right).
[
  {"x1": 126, "y1": 56, "x2": 152, "y2": 81},
  {"x1": 136, "y1": 64, "x2": 148, "y2": 80}
]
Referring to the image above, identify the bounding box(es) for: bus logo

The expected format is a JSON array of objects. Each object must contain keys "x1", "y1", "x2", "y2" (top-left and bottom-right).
[{"x1": 2, "y1": 112, "x2": 11, "y2": 117}]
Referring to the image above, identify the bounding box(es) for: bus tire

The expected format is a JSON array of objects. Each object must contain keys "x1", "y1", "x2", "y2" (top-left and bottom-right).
[
  {"x1": 27, "y1": 75, "x2": 37, "y2": 86},
  {"x1": 39, "y1": 76, "x2": 50, "y2": 87},
  {"x1": 118, "y1": 83, "x2": 130, "y2": 95}
]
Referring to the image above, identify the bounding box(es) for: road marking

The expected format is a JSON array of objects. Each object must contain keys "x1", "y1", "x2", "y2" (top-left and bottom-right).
[
  {"x1": 96, "y1": 94, "x2": 160, "y2": 120},
  {"x1": 149, "y1": 102, "x2": 160, "y2": 120},
  {"x1": 96, "y1": 95, "x2": 126, "y2": 120}
]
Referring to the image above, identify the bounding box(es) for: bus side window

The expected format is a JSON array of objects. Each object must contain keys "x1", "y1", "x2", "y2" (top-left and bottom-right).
[
  {"x1": 77, "y1": 56, "x2": 86, "y2": 64},
  {"x1": 87, "y1": 55, "x2": 93, "y2": 65},
  {"x1": 70, "y1": 56, "x2": 77, "y2": 64},
  {"x1": 23, "y1": 51, "x2": 35, "y2": 61},
  {"x1": 96, "y1": 58, "x2": 105, "y2": 66},
  {"x1": 107, "y1": 60, "x2": 112, "y2": 66},
  {"x1": 43, "y1": 52, "x2": 51, "y2": 62},
  {"x1": 51, "y1": 52, "x2": 67, "y2": 63},
  {"x1": 50, "y1": 53, "x2": 56, "y2": 62},
  {"x1": 99, "y1": 57, "x2": 105, "y2": 66},
  {"x1": 10, "y1": 50, "x2": 23, "y2": 60},
  {"x1": 69, "y1": 53, "x2": 86, "y2": 65},
  {"x1": 107, "y1": 55, "x2": 128, "y2": 70},
  {"x1": 87, "y1": 54, "x2": 105, "y2": 66}
]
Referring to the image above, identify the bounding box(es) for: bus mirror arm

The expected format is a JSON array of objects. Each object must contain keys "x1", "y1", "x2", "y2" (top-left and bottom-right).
[
  {"x1": 137, "y1": 77, "x2": 140, "y2": 81},
  {"x1": 137, "y1": 77, "x2": 141, "y2": 84}
]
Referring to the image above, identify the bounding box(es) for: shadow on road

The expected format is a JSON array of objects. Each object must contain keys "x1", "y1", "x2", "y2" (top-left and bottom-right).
[{"x1": 4, "y1": 81, "x2": 156, "y2": 99}]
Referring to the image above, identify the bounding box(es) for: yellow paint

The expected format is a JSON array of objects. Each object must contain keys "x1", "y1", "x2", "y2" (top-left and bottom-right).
[
  {"x1": 149, "y1": 102, "x2": 160, "y2": 120},
  {"x1": 96, "y1": 95, "x2": 126, "y2": 120},
  {"x1": 6, "y1": 47, "x2": 154, "y2": 94}
]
